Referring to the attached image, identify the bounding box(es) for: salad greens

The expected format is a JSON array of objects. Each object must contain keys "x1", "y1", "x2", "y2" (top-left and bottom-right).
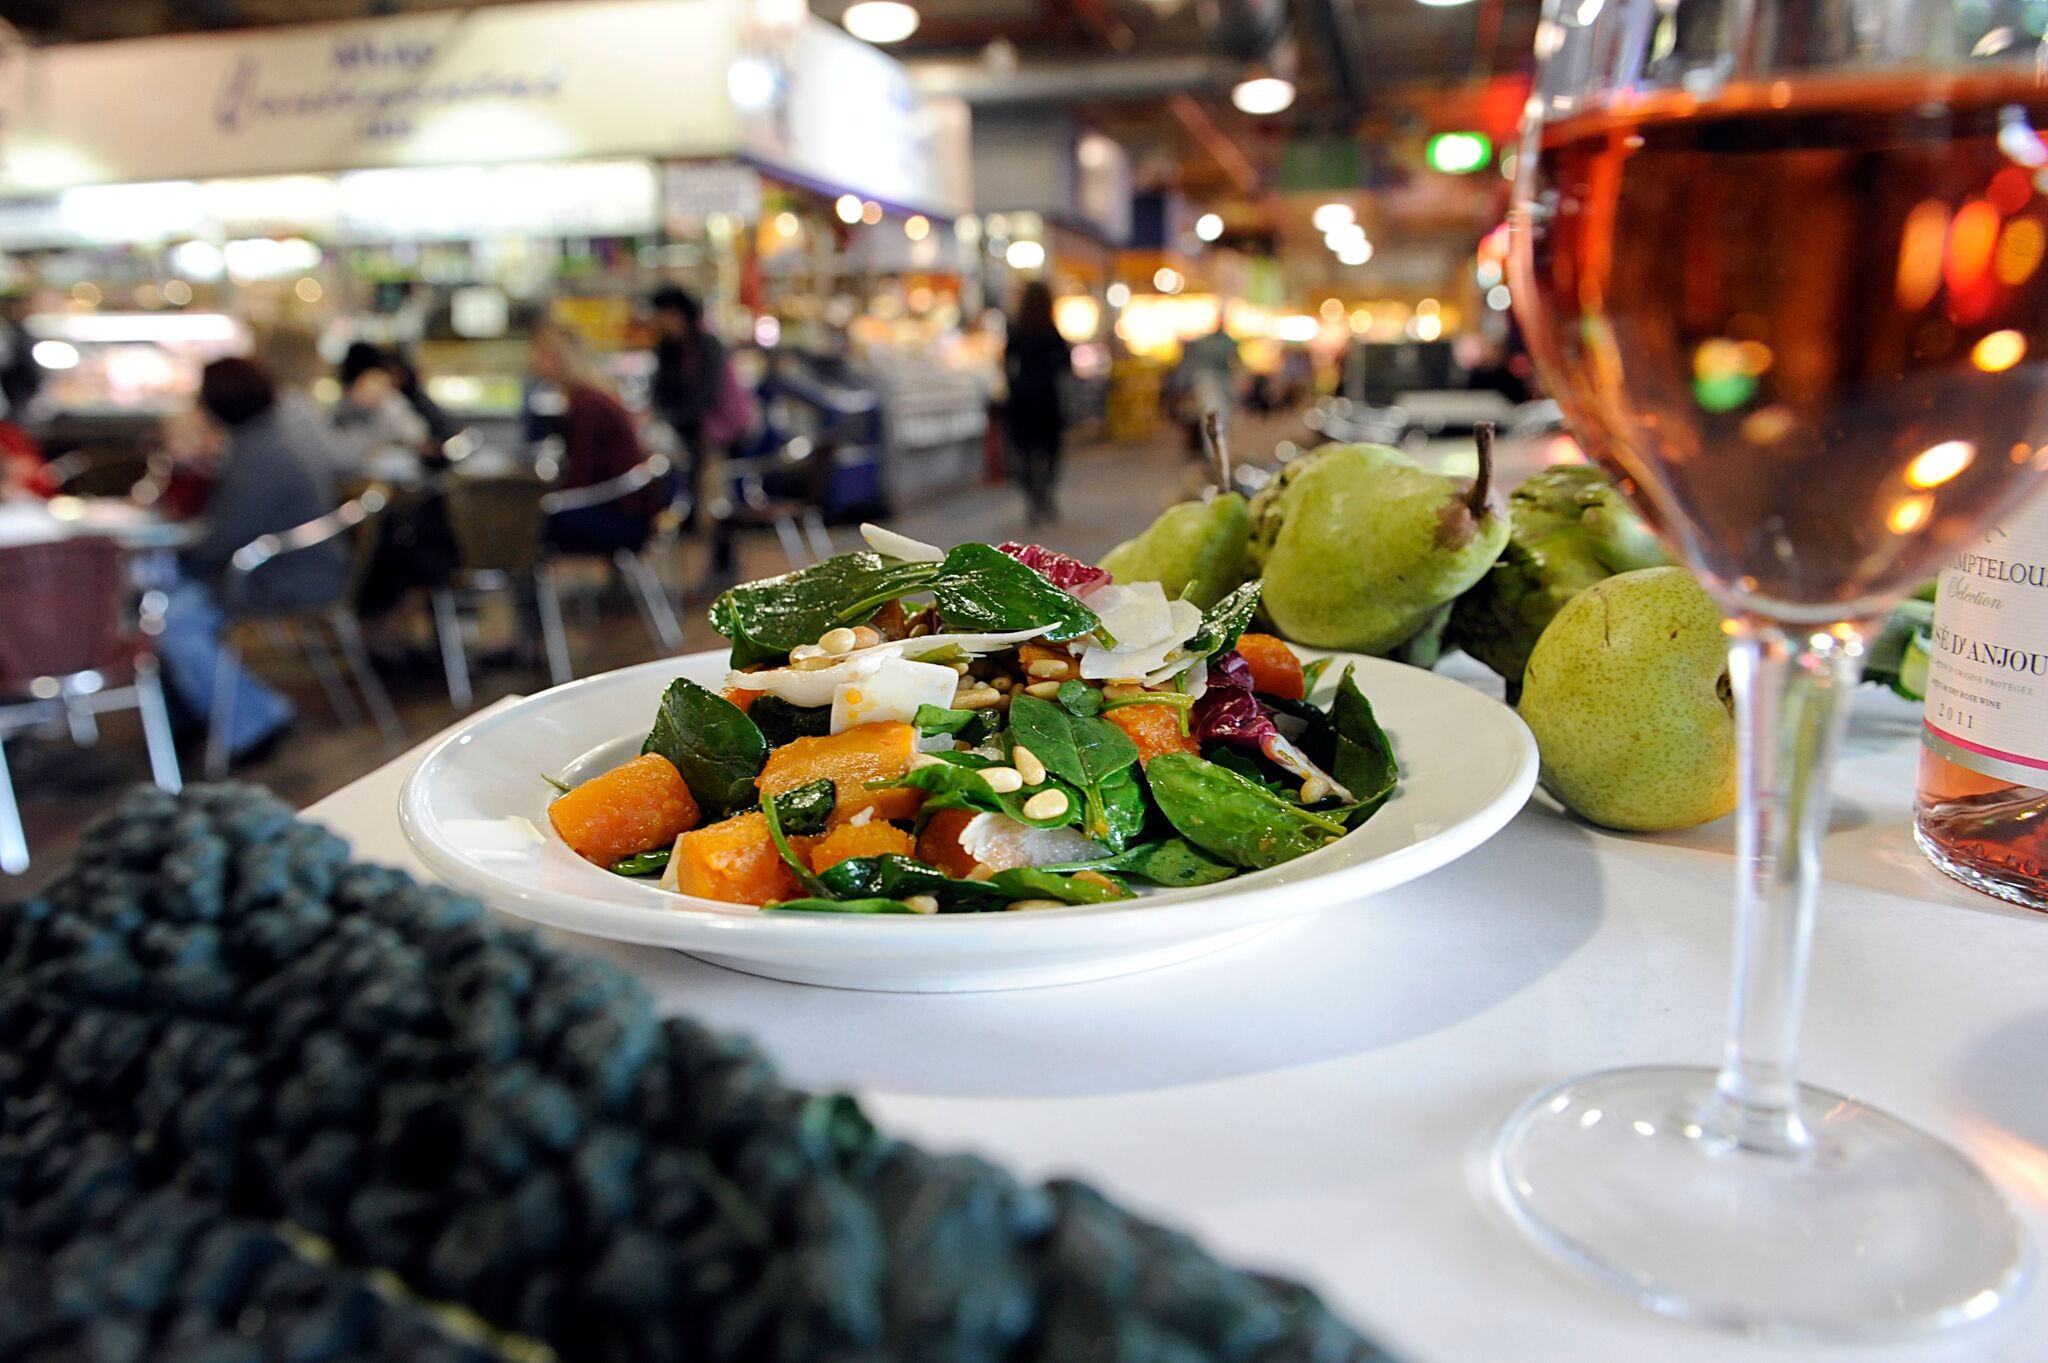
[
  {"x1": 553, "y1": 534, "x2": 1406, "y2": 915},
  {"x1": 643, "y1": 678, "x2": 767, "y2": 818}
]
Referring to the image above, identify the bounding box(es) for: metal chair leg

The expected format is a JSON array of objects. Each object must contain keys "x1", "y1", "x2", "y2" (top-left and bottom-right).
[
  {"x1": 299, "y1": 620, "x2": 363, "y2": 728},
  {"x1": 329, "y1": 610, "x2": 403, "y2": 745},
  {"x1": 0, "y1": 731, "x2": 27, "y2": 875},
  {"x1": 616, "y1": 548, "x2": 684, "y2": 652},
  {"x1": 533, "y1": 564, "x2": 573, "y2": 687},
  {"x1": 773, "y1": 515, "x2": 809, "y2": 570},
  {"x1": 204, "y1": 637, "x2": 240, "y2": 781},
  {"x1": 431, "y1": 588, "x2": 473, "y2": 710},
  {"x1": 802, "y1": 510, "x2": 833, "y2": 562},
  {"x1": 62, "y1": 694, "x2": 100, "y2": 748},
  {"x1": 134, "y1": 657, "x2": 183, "y2": 793}
]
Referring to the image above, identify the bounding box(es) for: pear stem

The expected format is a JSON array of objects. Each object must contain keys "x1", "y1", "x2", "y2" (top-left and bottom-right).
[
  {"x1": 1203, "y1": 410, "x2": 1231, "y2": 493},
  {"x1": 1468, "y1": 421, "x2": 1495, "y2": 515}
]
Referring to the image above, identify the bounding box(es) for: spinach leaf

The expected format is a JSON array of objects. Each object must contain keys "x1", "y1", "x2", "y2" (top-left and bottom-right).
[
  {"x1": 1042, "y1": 838, "x2": 1239, "y2": 888},
  {"x1": 1007, "y1": 695, "x2": 1140, "y2": 791},
  {"x1": 1181, "y1": 580, "x2": 1262, "y2": 660},
  {"x1": 889, "y1": 758, "x2": 1089, "y2": 831},
  {"x1": 913, "y1": 703, "x2": 999, "y2": 747},
  {"x1": 1144, "y1": 752, "x2": 1348, "y2": 869},
  {"x1": 1204, "y1": 745, "x2": 1299, "y2": 799},
  {"x1": 818, "y1": 854, "x2": 1001, "y2": 909},
  {"x1": 750, "y1": 695, "x2": 834, "y2": 746},
  {"x1": 609, "y1": 847, "x2": 672, "y2": 877},
  {"x1": 1056, "y1": 679, "x2": 1102, "y2": 717},
  {"x1": 1330, "y1": 665, "x2": 1399, "y2": 825},
  {"x1": 775, "y1": 778, "x2": 838, "y2": 836},
  {"x1": 643, "y1": 678, "x2": 768, "y2": 818},
  {"x1": 710, "y1": 552, "x2": 939, "y2": 663},
  {"x1": 760, "y1": 790, "x2": 831, "y2": 898},
  {"x1": 765, "y1": 897, "x2": 917, "y2": 914},
  {"x1": 1299, "y1": 654, "x2": 1333, "y2": 697},
  {"x1": 928, "y1": 543, "x2": 1102, "y2": 643},
  {"x1": 987, "y1": 867, "x2": 1132, "y2": 904},
  {"x1": 1090, "y1": 765, "x2": 1148, "y2": 852},
  {"x1": 1007, "y1": 694, "x2": 1142, "y2": 846}
]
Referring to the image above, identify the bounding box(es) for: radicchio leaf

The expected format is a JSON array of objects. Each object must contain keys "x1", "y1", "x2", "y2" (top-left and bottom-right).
[
  {"x1": 1193, "y1": 651, "x2": 1355, "y2": 802},
  {"x1": 995, "y1": 542, "x2": 1111, "y2": 594}
]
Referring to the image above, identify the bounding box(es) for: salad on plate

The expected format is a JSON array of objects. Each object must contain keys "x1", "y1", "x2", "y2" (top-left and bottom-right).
[{"x1": 542, "y1": 527, "x2": 1400, "y2": 914}]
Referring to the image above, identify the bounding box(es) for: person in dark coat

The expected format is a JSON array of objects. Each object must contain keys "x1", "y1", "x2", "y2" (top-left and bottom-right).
[
  {"x1": 1002, "y1": 280, "x2": 1072, "y2": 525},
  {"x1": 158, "y1": 358, "x2": 348, "y2": 760},
  {"x1": 649, "y1": 286, "x2": 727, "y2": 531}
]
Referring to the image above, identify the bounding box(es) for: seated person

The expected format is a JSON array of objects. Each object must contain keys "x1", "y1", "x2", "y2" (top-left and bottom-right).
[
  {"x1": 531, "y1": 323, "x2": 660, "y2": 555},
  {"x1": 156, "y1": 358, "x2": 350, "y2": 763}
]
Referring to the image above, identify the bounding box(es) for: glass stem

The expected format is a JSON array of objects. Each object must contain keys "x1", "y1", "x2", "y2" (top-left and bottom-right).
[{"x1": 1702, "y1": 617, "x2": 1870, "y2": 1156}]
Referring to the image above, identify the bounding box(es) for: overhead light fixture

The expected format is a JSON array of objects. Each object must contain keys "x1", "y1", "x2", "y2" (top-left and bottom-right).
[
  {"x1": 860, "y1": 200, "x2": 883, "y2": 225},
  {"x1": 905, "y1": 214, "x2": 930, "y2": 241},
  {"x1": 1311, "y1": 203, "x2": 1354, "y2": 233},
  {"x1": 1426, "y1": 131, "x2": 1493, "y2": 174},
  {"x1": 1416, "y1": 0, "x2": 1477, "y2": 7},
  {"x1": 842, "y1": 1, "x2": 921, "y2": 43},
  {"x1": 1107, "y1": 282, "x2": 1132, "y2": 307},
  {"x1": 1195, "y1": 213, "x2": 1224, "y2": 242},
  {"x1": 835, "y1": 194, "x2": 863, "y2": 224},
  {"x1": 1337, "y1": 240, "x2": 1373, "y2": 266},
  {"x1": 1153, "y1": 266, "x2": 1185, "y2": 294},
  {"x1": 1231, "y1": 76, "x2": 1295, "y2": 116},
  {"x1": 727, "y1": 55, "x2": 779, "y2": 110},
  {"x1": 1006, "y1": 239, "x2": 1046, "y2": 270},
  {"x1": 1272, "y1": 315, "x2": 1320, "y2": 343}
]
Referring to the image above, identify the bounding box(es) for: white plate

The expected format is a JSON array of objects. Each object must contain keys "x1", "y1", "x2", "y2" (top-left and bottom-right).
[{"x1": 400, "y1": 651, "x2": 1539, "y2": 992}]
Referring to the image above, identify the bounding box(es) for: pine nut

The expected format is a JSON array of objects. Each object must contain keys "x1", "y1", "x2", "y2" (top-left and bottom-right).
[
  {"x1": 955, "y1": 688, "x2": 1005, "y2": 711},
  {"x1": 818, "y1": 627, "x2": 858, "y2": 656},
  {"x1": 981, "y1": 766, "x2": 1024, "y2": 793},
  {"x1": 904, "y1": 894, "x2": 940, "y2": 915},
  {"x1": 1101, "y1": 683, "x2": 1145, "y2": 701},
  {"x1": 1300, "y1": 775, "x2": 1332, "y2": 805},
  {"x1": 908, "y1": 621, "x2": 931, "y2": 637},
  {"x1": 789, "y1": 644, "x2": 825, "y2": 662},
  {"x1": 1021, "y1": 789, "x2": 1069, "y2": 821},
  {"x1": 1024, "y1": 681, "x2": 1062, "y2": 699},
  {"x1": 907, "y1": 752, "x2": 946, "y2": 770},
  {"x1": 851, "y1": 625, "x2": 883, "y2": 648},
  {"x1": 1004, "y1": 897, "x2": 1066, "y2": 912},
  {"x1": 1011, "y1": 745, "x2": 1048, "y2": 786},
  {"x1": 965, "y1": 864, "x2": 995, "y2": 882},
  {"x1": 989, "y1": 675, "x2": 1014, "y2": 692},
  {"x1": 1026, "y1": 659, "x2": 1075, "y2": 680},
  {"x1": 793, "y1": 654, "x2": 841, "y2": 671},
  {"x1": 949, "y1": 660, "x2": 972, "y2": 674},
  {"x1": 1072, "y1": 870, "x2": 1120, "y2": 893}
]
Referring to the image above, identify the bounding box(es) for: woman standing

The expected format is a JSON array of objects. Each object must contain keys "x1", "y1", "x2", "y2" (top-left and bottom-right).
[
  {"x1": 1002, "y1": 281, "x2": 1071, "y2": 525},
  {"x1": 532, "y1": 323, "x2": 659, "y2": 555}
]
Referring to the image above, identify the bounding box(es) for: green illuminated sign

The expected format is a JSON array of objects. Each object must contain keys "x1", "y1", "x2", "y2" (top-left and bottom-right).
[{"x1": 1426, "y1": 131, "x2": 1493, "y2": 175}]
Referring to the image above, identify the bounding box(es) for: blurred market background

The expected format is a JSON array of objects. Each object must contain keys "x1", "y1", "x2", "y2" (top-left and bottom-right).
[{"x1": 0, "y1": 0, "x2": 1568, "y2": 888}]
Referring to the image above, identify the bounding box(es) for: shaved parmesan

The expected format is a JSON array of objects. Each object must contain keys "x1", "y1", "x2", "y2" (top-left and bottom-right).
[
  {"x1": 1080, "y1": 597, "x2": 1204, "y2": 681},
  {"x1": 729, "y1": 627, "x2": 1051, "y2": 707},
  {"x1": 954, "y1": 812, "x2": 1107, "y2": 871},
  {"x1": 830, "y1": 656, "x2": 961, "y2": 732},
  {"x1": 860, "y1": 522, "x2": 946, "y2": 562}
]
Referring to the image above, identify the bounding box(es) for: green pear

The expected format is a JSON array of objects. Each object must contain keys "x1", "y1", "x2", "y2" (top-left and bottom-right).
[
  {"x1": 1518, "y1": 566, "x2": 1737, "y2": 831},
  {"x1": 1248, "y1": 438, "x2": 1510, "y2": 654},
  {"x1": 1099, "y1": 492, "x2": 1252, "y2": 608}
]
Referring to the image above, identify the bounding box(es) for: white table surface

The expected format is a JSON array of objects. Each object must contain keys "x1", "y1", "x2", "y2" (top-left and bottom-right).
[{"x1": 304, "y1": 669, "x2": 2048, "y2": 1363}]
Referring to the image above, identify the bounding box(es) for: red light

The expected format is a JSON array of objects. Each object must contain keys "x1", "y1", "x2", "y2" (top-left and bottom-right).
[
  {"x1": 1989, "y1": 166, "x2": 2034, "y2": 217},
  {"x1": 1945, "y1": 200, "x2": 2001, "y2": 295}
]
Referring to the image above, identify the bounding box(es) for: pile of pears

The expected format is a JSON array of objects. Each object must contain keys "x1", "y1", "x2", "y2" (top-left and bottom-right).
[{"x1": 1101, "y1": 437, "x2": 1747, "y2": 833}]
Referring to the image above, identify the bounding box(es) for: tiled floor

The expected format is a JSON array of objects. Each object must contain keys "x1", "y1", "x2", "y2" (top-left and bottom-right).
[{"x1": 4, "y1": 416, "x2": 1306, "y2": 897}]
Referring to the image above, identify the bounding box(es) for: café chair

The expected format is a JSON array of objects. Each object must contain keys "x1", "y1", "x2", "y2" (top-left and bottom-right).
[
  {"x1": 0, "y1": 536, "x2": 181, "y2": 875},
  {"x1": 707, "y1": 438, "x2": 835, "y2": 576},
  {"x1": 44, "y1": 444, "x2": 155, "y2": 499},
  {"x1": 540, "y1": 452, "x2": 685, "y2": 653},
  {"x1": 204, "y1": 486, "x2": 403, "y2": 780},
  {"x1": 431, "y1": 474, "x2": 571, "y2": 710}
]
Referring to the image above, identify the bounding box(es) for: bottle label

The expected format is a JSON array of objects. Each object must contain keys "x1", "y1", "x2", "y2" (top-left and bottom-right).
[{"x1": 1922, "y1": 492, "x2": 2048, "y2": 787}]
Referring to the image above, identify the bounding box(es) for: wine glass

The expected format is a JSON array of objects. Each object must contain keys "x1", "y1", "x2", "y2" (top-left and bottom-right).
[{"x1": 1496, "y1": 0, "x2": 2044, "y2": 1337}]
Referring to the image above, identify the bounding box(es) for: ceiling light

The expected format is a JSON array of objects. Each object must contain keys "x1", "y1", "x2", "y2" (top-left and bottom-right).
[
  {"x1": 905, "y1": 214, "x2": 930, "y2": 240},
  {"x1": 842, "y1": 1, "x2": 921, "y2": 43},
  {"x1": 1195, "y1": 213, "x2": 1224, "y2": 242},
  {"x1": 1231, "y1": 76, "x2": 1295, "y2": 116},
  {"x1": 835, "y1": 194, "x2": 863, "y2": 224},
  {"x1": 1006, "y1": 240, "x2": 1046, "y2": 270},
  {"x1": 1337, "y1": 241, "x2": 1373, "y2": 266},
  {"x1": 1272, "y1": 315, "x2": 1319, "y2": 343},
  {"x1": 727, "y1": 56, "x2": 778, "y2": 110},
  {"x1": 1416, "y1": 0, "x2": 1476, "y2": 7},
  {"x1": 1325, "y1": 224, "x2": 1366, "y2": 251},
  {"x1": 1153, "y1": 266, "x2": 1184, "y2": 294},
  {"x1": 860, "y1": 200, "x2": 883, "y2": 225},
  {"x1": 1311, "y1": 203, "x2": 1354, "y2": 233},
  {"x1": 1107, "y1": 282, "x2": 1131, "y2": 307}
]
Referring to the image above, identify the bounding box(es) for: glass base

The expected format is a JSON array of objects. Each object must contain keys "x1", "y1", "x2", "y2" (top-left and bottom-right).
[
  {"x1": 1915, "y1": 821, "x2": 2048, "y2": 914},
  {"x1": 1492, "y1": 1066, "x2": 2029, "y2": 1340}
]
